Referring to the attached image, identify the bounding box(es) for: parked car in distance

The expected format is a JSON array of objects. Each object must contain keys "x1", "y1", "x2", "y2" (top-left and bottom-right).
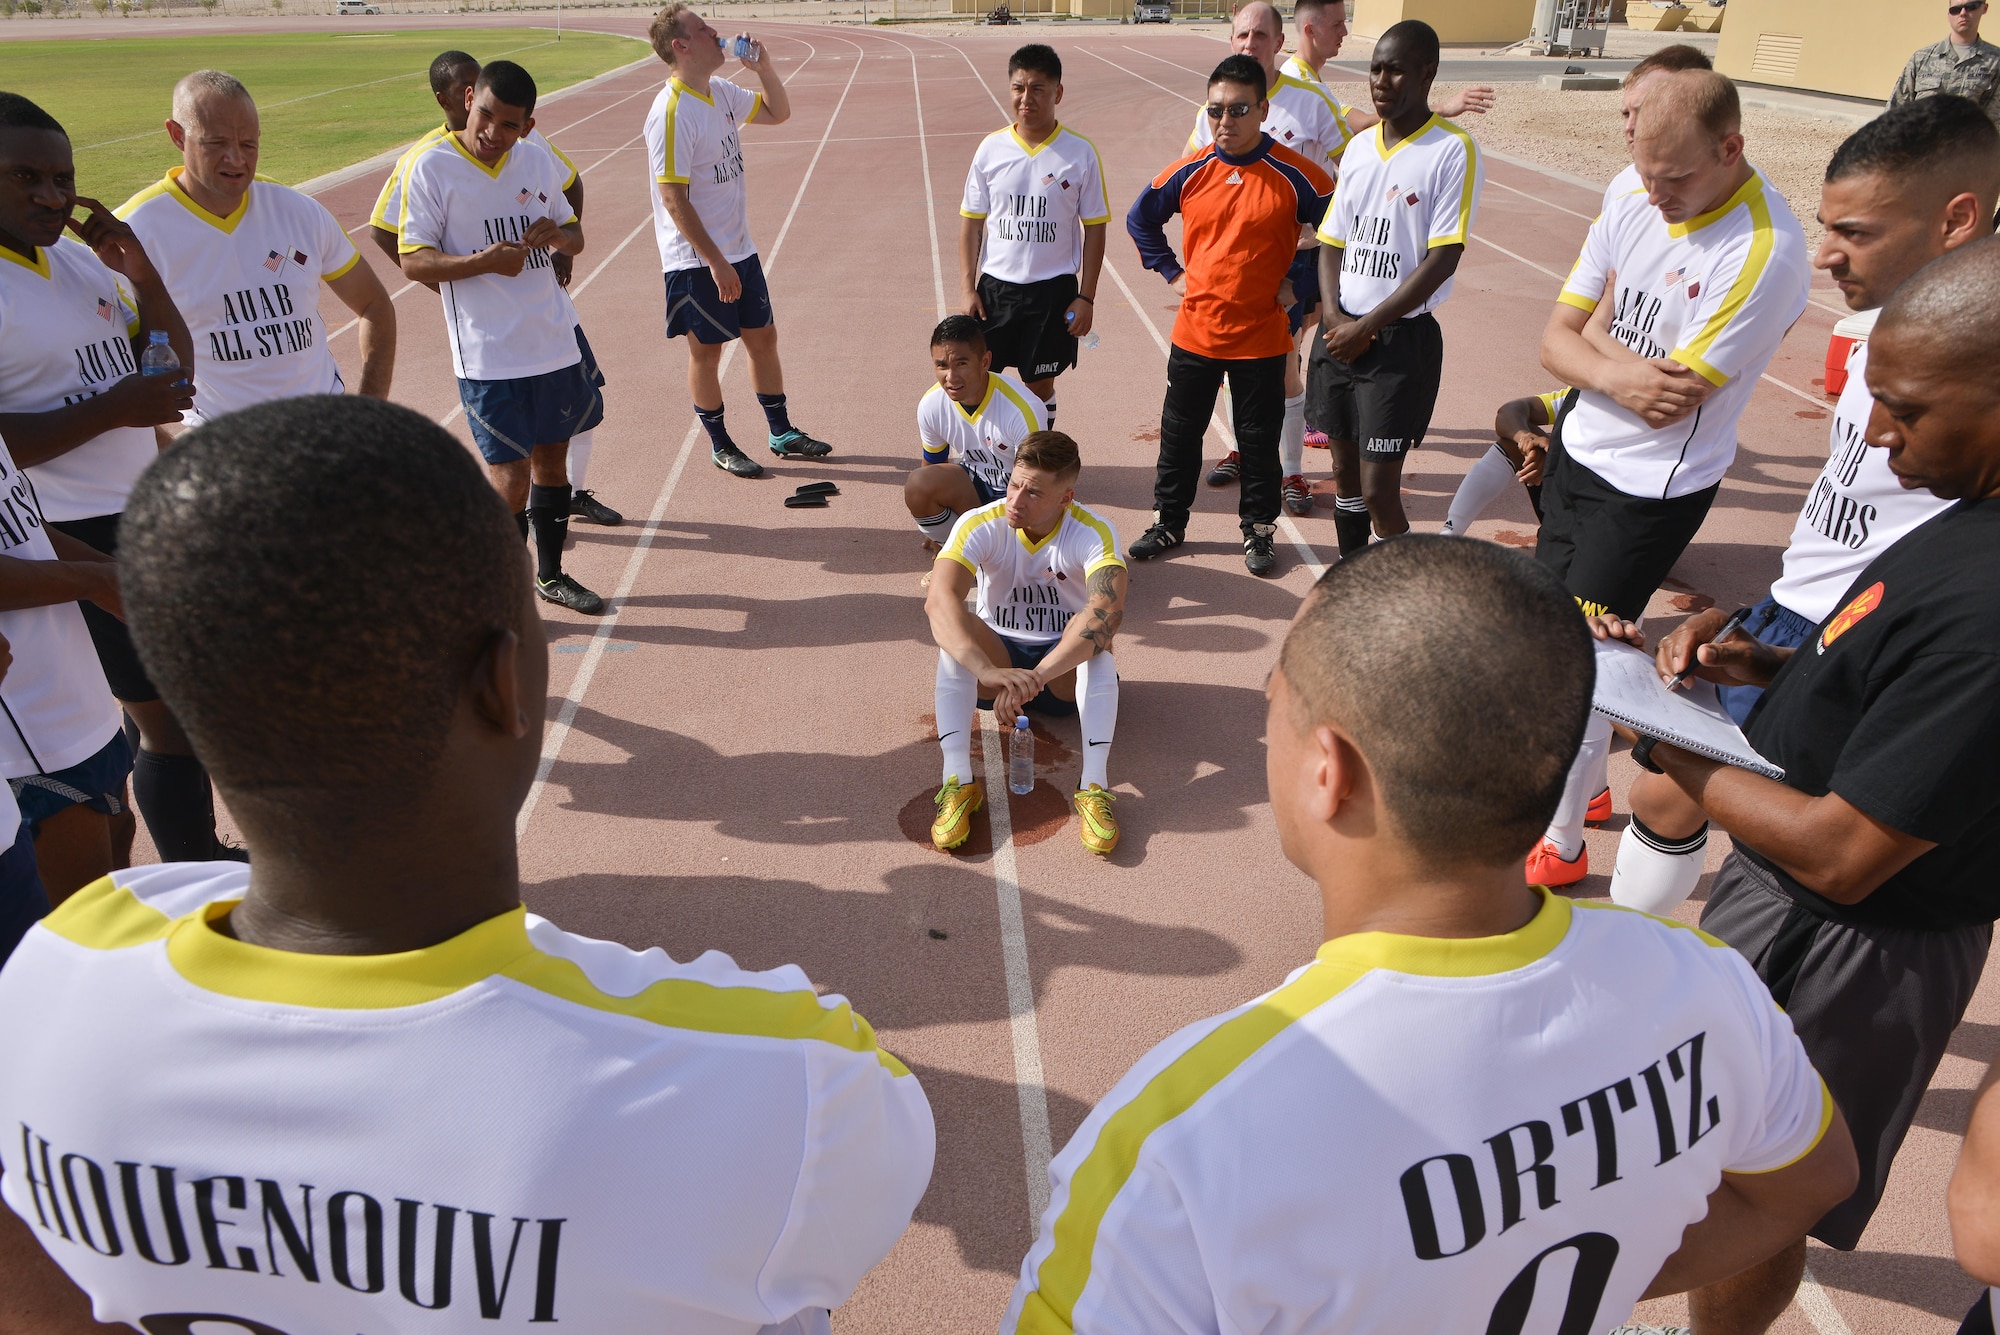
[
  {"x1": 1134, "y1": 1, "x2": 1172, "y2": 21},
  {"x1": 337, "y1": 0, "x2": 383, "y2": 14}
]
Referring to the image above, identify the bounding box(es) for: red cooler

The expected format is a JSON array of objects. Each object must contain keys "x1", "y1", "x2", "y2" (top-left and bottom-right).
[{"x1": 1824, "y1": 307, "x2": 1880, "y2": 397}]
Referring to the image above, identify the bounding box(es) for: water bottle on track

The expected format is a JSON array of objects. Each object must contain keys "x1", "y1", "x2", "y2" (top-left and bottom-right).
[
  {"x1": 139, "y1": 329, "x2": 179, "y2": 378},
  {"x1": 1008, "y1": 716, "x2": 1034, "y2": 795}
]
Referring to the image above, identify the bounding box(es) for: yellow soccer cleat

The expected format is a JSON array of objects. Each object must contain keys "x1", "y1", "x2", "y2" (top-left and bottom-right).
[
  {"x1": 931, "y1": 777, "x2": 985, "y2": 851},
  {"x1": 1074, "y1": 785, "x2": 1120, "y2": 855}
]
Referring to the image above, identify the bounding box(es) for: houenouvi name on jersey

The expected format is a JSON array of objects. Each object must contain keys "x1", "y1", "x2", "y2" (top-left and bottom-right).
[
  {"x1": 1555, "y1": 169, "x2": 1809, "y2": 499},
  {"x1": 1003, "y1": 890, "x2": 1832, "y2": 1335},
  {"x1": 1188, "y1": 66, "x2": 1352, "y2": 175},
  {"x1": 399, "y1": 133, "x2": 580, "y2": 382},
  {"x1": 0, "y1": 238, "x2": 157, "y2": 523},
  {"x1": 1318, "y1": 115, "x2": 1484, "y2": 318},
  {"x1": 918, "y1": 370, "x2": 1045, "y2": 496},
  {"x1": 646, "y1": 75, "x2": 763, "y2": 274},
  {"x1": 960, "y1": 124, "x2": 1110, "y2": 286},
  {"x1": 941, "y1": 501, "x2": 1122, "y2": 644},
  {"x1": 0, "y1": 863, "x2": 934, "y2": 1333},
  {"x1": 1769, "y1": 340, "x2": 1950, "y2": 623},
  {"x1": 117, "y1": 171, "x2": 360, "y2": 426},
  {"x1": 0, "y1": 436, "x2": 121, "y2": 783}
]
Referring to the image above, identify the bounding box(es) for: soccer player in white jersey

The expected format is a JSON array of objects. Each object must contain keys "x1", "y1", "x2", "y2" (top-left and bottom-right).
[
  {"x1": 1001, "y1": 537, "x2": 1857, "y2": 1335},
  {"x1": 1527, "y1": 70, "x2": 1809, "y2": 889},
  {"x1": 0, "y1": 394, "x2": 933, "y2": 1333},
  {"x1": 1313, "y1": 19, "x2": 1483, "y2": 552},
  {"x1": 0, "y1": 94, "x2": 249, "y2": 877},
  {"x1": 1608, "y1": 99, "x2": 2000, "y2": 911},
  {"x1": 371, "y1": 50, "x2": 623, "y2": 528},
  {"x1": 960, "y1": 44, "x2": 1107, "y2": 434},
  {"x1": 120, "y1": 70, "x2": 395, "y2": 426},
  {"x1": 926, "y1": 432, "x2": 1126, "y2": 856},
  {"x1": 907, "y1": 314, "x2": 1045, "y2": 549},
  {"x1": 401, "y1": 61, "x2": 605, "y2": 616},
  {"x1": 1603, "y1": 44, "x2": 1714, "y2": 211},
  {"x1": 646, "y1": 4, "x2": 830, "y2": 480}
]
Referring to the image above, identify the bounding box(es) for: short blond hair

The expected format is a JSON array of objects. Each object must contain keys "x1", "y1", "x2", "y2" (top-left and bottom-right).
[
  {"x1": 649, "y1": 4, "x2": 698, "y2": 65},
  {"x1": 1634, "y1": 69, "x2": 1741, "y2": 146},
  {"x1": 171, "y1": 69, "x2": 253, "y2": 129}
]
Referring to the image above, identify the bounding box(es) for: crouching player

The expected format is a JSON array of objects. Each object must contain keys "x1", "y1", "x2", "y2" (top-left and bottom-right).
[
  {"x1": 925, "y1": 432, "x2": 1126, "y2": 855},
  {"x1": 1439, "y1": 386, "x2": 1566, "y2": 534},
  {"x1": 906, "y1": 315, "x2": 1046, "y2": 549}
]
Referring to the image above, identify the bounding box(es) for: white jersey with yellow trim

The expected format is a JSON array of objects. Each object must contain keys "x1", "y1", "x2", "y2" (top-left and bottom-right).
[
  {"x1": 960, "y1": 123, "x2": 1110, "y2": 286},
  {"x1": 399, "y1": 133, "x2": 580, "y2": 382},
  {"x1": 0, "y1": 863, "x2": 934, "y2": 1334},
  {"x1": 372, "y1": 126, "x2": 577, "y2": 235},
  {"x1": 1002, "y1": 890, "x2": 1831, "y2": 1335},
  {"x1": 646, "y1": 74, "x2": 763, "y2": 274},
  {"x1": 917, "y1": 371, "x2": 1045, "y2": 497},
  {"x1": 1556, "y1": 168, "x2": 1808, "y2": 499},
  {"x1": 1280, "y1": 54, "x2": 1359, "y2": 157},
  {"x1": 1188, "y1": 66, "x2": 1352, "y2": 177},
  {"x1": 941, "y1": 500, "x2": 1123, "y2": 645},
  {"x1": 1316, "y1": 115, "x2": 1484, "y2": 318},
  {"x1": 0, "y1": 237, "x2": 156, "y2": 522},
  {"x1": 1604, "y1": 160, "x2": 1642, "y2": 213},
  {"x1": 116, "y1": 172, "x2": 359, "y2": 427}
]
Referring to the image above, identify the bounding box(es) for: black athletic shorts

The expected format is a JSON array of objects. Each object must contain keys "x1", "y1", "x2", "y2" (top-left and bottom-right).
[
  {"x1": 1702, "y1": 852, "x2": 1991, "y2": 1250},
  {"x1": 1533, "y1": 443, "x2": 1717, "y2": 621},
  {"x1": 977, "y1": 272, "x2": 1077, "y2": 382},
  {"x1": 48, "y1": 512, "x2": 156, "y2": 704},
  {"x1": 1304, "y1": 310, "x2": 1442, "y2": 458}
]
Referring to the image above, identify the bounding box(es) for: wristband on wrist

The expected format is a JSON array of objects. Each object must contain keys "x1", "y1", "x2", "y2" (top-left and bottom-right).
[
  {"x1": 1631, "y1": 735, "x2": 1665, "y2": 774},
  {"x1": 1074, "y1": 294, "x2": 1093, "y2": 304}
]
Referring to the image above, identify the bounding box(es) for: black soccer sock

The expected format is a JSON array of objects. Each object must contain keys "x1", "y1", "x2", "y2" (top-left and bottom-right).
[
  {"x1": 755, "y1": 392, "x2": 795, "y2": 438},
  {"x1": 1333, "y1": 495, "x2": 1372, "y2": 555},
  {"x1": 131, "y1": 749, "x2": 218, "y2": 863},
  {"x1": 696, "y1": 405, "x2": 735, "y2": 453},
  {"x1": 1041, "y1": 396, "x2": 1057, "y2": 431},
  {"x1": 516, "y1": 510, "x2": 530, "y2": 542},
  {"x1": 528, "y1": 483, "x2": 571, "y2": 582},
  {"x1": 1526, "y1": 483, "x2": 1544, "y2": 523}
]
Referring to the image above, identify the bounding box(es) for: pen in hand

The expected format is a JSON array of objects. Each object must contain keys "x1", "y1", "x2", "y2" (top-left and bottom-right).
[{"x1": 1665, "y1": 605, "x2": 1753, "y2": 692}]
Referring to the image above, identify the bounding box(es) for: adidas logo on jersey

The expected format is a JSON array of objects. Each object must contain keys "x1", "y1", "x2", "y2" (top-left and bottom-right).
[{"x1": 1226, "y1": 170, "x2": 1243, "y2": 185}]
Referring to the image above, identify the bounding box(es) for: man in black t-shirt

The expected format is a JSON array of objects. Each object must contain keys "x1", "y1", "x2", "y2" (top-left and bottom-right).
[{"x1": 1588, "y1": 236, "x2": 2000, "y2": 1334}]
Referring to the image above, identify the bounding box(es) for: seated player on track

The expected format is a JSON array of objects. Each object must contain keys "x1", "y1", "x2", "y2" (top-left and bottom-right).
[
  {"x1": 907, "y1": 315, "x2": 1045, "y2": 551},
  {"x1": 925, "y1": 432, "x2": 1126, "y2": 856},
  {"x1": 0, "y1": 395, "x2": 934, "y2": 1335},
  {"x1": 1438, "y1": 386, "x2": 1563, "y2": 534},
  {"x1": 1002, "y1": 537, "x2": 1857, "y2": 1335}
]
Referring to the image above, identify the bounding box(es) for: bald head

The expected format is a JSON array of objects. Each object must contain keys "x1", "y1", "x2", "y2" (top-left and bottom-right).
[
  {"x1": 1633, "y1": 69, "x2": 1741, "y2": 149},
  {"x1": 1277, "y1": 538, "x2": 1593, "y2": 868},
  {"x1": 1880, "y1": 232, "x2": 2000, "y2": 357},
  {"x1": 1235, "y1": 0, "x2": 1281, "y2": 38},
  {"x1": 171, "y1": 69, "x2": 254, "y2": 131}
]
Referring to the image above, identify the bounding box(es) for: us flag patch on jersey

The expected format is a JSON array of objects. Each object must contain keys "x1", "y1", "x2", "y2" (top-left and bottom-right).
[
  {"x1": 95, "y1": 297, "x2": 115, "y2": 322},
  {"x1": 263, "y1": 250, "x2": 284, "y2": 272},
  {"x1": 1662, "y1": 267, "x2": 1685, "y2": 287}
]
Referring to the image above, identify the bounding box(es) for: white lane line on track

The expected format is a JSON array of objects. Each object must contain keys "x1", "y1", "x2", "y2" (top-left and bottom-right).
[
  {"x1": 1796, "y1": 1267, "x2": 1855, "y2": 1335},
  {"x1": 879, "y1": 22, "x2": 1059, "y2": 1232},
  {"x1": 515, "y1": 32, "x2": 848, "y2": 839}
]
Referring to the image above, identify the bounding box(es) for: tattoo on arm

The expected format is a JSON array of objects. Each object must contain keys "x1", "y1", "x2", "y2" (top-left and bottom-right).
[{"x1": 1079, "y1": 565, "x2": 1126, "y2": 652}]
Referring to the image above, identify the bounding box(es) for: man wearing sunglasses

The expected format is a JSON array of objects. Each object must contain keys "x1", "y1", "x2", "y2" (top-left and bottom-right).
[
  {"x1": 1892, "y1": 0, "x2": 2000, "y2": 125},
  {"x1": 1127, "y1": 54, "x2": 1334, "y2": 577}
]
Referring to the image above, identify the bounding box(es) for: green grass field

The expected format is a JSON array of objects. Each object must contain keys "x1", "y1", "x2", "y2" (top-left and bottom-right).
[{"x1": 15, "y1": 28, "x2": 649, "y2": 208}]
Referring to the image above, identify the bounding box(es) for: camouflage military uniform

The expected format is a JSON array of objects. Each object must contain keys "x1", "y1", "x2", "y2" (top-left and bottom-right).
[{"x1": 1890, "y1": 36, "x2": 2000, "y2": 123}]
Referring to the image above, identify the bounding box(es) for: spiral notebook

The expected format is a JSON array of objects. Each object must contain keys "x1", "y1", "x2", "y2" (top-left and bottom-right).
[{"x1": 1593, "y1": 638, "x2": 1786, "y2": 781}]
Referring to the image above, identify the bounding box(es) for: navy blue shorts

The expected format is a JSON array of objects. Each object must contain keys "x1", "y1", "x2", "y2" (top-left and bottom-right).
[
  {"x1": 573, "y1": 325, "x2": 607, "y2": 434},
  {"x1": 971, "y1": 470, "x2": 1007, "y2": 506},
  {"x1": 459, "y1": 357, "x2": 602, "y2": 465},
  {"x1": 1718, "y1": 594, "x2": 1819, "y2": 726},
  {"x1": 9, "y1": 729, "x2": 134, "y2": 838},
  {"x1": 975, "y1": 634, "x2": 1077, "y2": 718},
  {"x1": 0, "y1": 818, "x2": 48, "y2": 970},
  {"x1": 664, "y1": 254, "x2": 774, "y2": 344},
  {"x1": 1286, "y1": 248, "x2": 1322, "y2": 335}
]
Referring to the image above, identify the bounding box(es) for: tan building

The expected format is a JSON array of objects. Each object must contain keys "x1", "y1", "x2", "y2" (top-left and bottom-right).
[
  {"x1": 1716, "y1": 0, "x2": 1940, "y2": 101},
  {"x1": 1351, "y1": 0, "x2": 1538, "y2": 44}
]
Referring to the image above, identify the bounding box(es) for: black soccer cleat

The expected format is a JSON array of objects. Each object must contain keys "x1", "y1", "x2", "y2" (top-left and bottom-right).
[
  {"x1": 1128, "y1": 523, "x2": 1184, "y2": 561},
  {"x1": 769, "y1": 429, "x2": 834, "y2": 458},
  {"x1": 570, "y1": 489, "x2": 622, "y2": 526},
  {"x1": 1244, "y1": 523, "x2": 1279, "y2": 577},
  {"x1": 537, "y1": 572, "x2": 606, "y2": 615},
  {"x1": 713, "y1": 443, "x2": 765, "y2": 478}
]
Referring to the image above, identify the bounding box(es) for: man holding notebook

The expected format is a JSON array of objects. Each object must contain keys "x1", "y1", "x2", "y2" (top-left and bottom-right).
[{"x1": 1588, "y1": 236, "x2": 2000, "y2": 1335}]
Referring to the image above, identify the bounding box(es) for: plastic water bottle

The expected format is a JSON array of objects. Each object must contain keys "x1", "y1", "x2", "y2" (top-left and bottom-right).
[
  {"x1": 1065, "y1": 308, "x2": 1100, "y2": 352},
  {"x1": 1008, "y1": 715, "x2": 1034, "y2": 795},
  {"x1": 727, "y1": 35, "x2": 757, "y2": 59},
  {"x1": 139, "y1": 329, "x2": 179, "y2": 377}
]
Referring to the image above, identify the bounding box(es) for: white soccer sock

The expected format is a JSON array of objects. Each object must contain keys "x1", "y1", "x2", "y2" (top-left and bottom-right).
[
  {"x1": 567, "y1": 429, "x2": 595, "y2": 490},
  {"x1": 1443, "y1": 445, "x2": 1516, "y2": 534},
  {"x1": 935, "y1": 651, "x2": 978, "y2": 786},
  {"x1": 916, "y1": 509, "x2": 956, "y2": 545},
  {"x1": 1610, "y1": 819, "x2": 1709, "y2": 915},
  {"x1": 1544, "y1": 712, "x2": 1611, "y2": 861},
  {"x1": 1041, "y1": 396, "x2": 1057, "y2": 432},
  {"x1": 1280, "y1": 392, "x2": 1307, "y2": 477},
  {"x1": 1076, "y1": 652, "x2": 1118, "y2": 790}
]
